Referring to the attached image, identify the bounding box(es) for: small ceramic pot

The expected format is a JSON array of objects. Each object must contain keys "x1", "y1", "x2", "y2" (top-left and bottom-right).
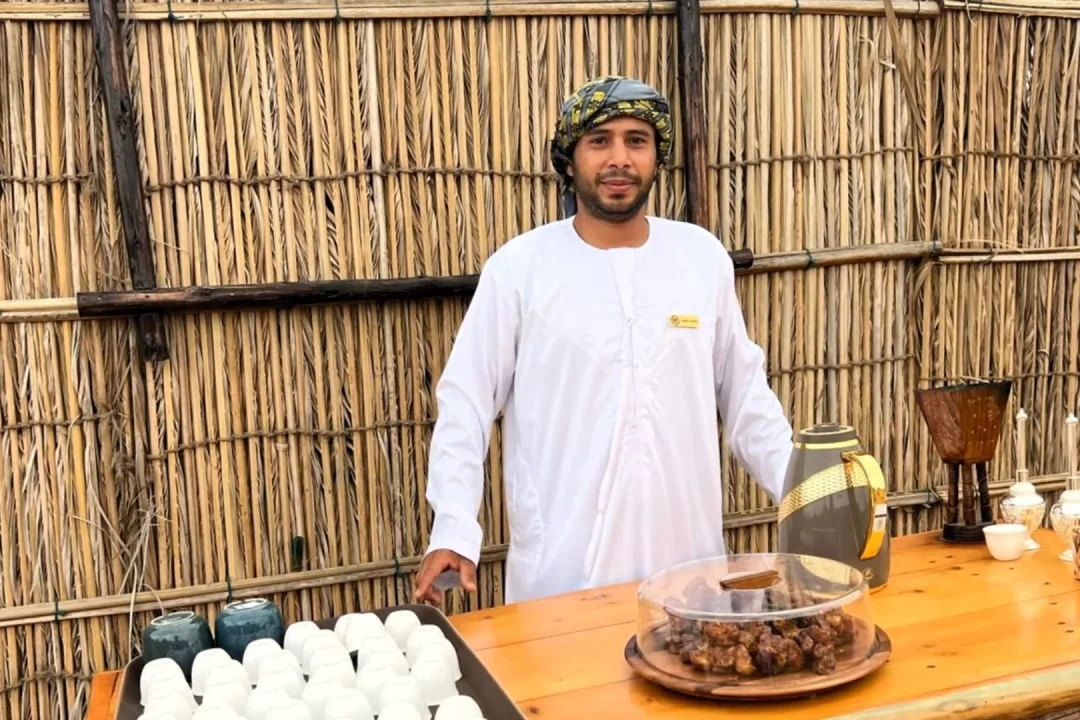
[
  {"x1": 141, "y1": 611, "x2": 215, "y2": 681},
  {"x1": 214, "y1": 598, "x2": 286, "y2": 662}
]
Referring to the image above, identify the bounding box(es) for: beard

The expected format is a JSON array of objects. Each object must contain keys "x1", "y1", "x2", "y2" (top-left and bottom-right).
[{"x1": 574, "y1": 168, "x2": 655, "y2": 222}]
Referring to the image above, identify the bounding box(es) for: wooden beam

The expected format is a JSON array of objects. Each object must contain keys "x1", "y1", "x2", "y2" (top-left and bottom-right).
[
  {"x1": 0, "y1": 0, "x2": 945, "y2": 23},
  {"x1": 745, "y1": 240, "x2": 939, "y2": 274},
  {"x1": 89, "y1": 0, "x2": 168, "y2": 361},
  {"x1": 69, "y1": 247, "x2": 752, "y2": 318},
  {"x1": 0, "y1": 241, "x2": 954, "y2": 323},
  {"x1": 675, "y1": 0, "x2": 709, "y2": 227},
  {"x1": 76, "y1": 275, "x2": 484, "y2": 318}
]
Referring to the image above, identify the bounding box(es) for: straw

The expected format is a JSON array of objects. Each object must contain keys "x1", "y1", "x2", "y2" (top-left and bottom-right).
[{"x1": 1, "y1": 8, "x2": 1079, "y2": 719}]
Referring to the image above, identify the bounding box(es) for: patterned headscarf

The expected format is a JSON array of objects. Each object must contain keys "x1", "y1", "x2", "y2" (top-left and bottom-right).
[{"x1": 550, "y1": 75, "x2": 674, "y2": 188}]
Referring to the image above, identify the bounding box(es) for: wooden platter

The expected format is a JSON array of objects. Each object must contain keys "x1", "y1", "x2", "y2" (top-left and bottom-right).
[{"x1": 624, "y1": 623, "x2": 891, "y2": 702}]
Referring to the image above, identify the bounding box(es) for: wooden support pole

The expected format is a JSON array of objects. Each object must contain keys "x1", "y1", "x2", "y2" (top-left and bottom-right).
[
  {"x1": 946, "y1": 463, "x2": 959, "y2": 525},
  {"x1": 89, "y1": 0, "x2": 169, "y2": 361},
  {"x1": 69, "y1": 247, "x2": 749, "y2": 318},
  {"x1": 76, "y1": 275, "x2": 485, "y2": 318},
  {"x1": 977, "y1": 461, "x2": 993, "y2": 523},
  {"x1": 962, "y1": 465, "x2": 976, "y2": 526},
  {"x1": 675, "y1": 0, "x2": 709, "y2": 228},
  {"x1": 0, "y1": 0, "x2": 947, "y2": 23},
  {"x1": 0, "y1": 241, "x2": 954, "y2": 323}
]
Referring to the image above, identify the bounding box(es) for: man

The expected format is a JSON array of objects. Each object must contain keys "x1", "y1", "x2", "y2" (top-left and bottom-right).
[{"x1": 413, "y1": 76, "x2": 793, "y2": 605}]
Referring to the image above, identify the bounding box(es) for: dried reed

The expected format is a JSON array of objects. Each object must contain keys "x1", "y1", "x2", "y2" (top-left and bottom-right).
[{"x1": 1, "y1": 7, "x2": 1079, "y2": 720}]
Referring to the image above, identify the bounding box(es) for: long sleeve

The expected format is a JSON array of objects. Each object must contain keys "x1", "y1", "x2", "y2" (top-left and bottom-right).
[
  {"x1": 424, "y1": 262, "x2": 519, "y2": 565},
  {"x1": 713, "y1": 249, "x2": 794, "y2": 504}
]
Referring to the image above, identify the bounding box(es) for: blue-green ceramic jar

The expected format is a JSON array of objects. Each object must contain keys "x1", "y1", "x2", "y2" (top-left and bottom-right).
[
  {"x1": 140, "y1": 611, "x2": 214, "y2": 681},
  {"x1": 214, "y1": 598, "x2": 285, "y2": 662}
]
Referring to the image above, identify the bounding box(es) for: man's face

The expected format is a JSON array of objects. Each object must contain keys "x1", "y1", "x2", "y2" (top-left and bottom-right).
[{"x1": 568, "y1": 116, "x2": 658, "y2": 222}]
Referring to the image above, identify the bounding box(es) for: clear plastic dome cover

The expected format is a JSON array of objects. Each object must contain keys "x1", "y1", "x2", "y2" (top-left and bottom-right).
[{"x1": 635, "y1": 553, "x2": 877, "y2": 682}]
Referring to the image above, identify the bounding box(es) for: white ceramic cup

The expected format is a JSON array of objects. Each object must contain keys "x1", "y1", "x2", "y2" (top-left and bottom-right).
[
  {"x1": 434, "y1": 695, "x2": 483, "y2": 720},
  {"x1": 191, "y1": 648, "x2": 234, "y2": 696},
  {"x1": 244, "y1": 638, "x2": 285, "y2": 682},
  {"x1": 301, "y1": 674, "x2": 349, "y2": 719},
  {"x1": 308, "y1": 646, "x2": 354, "y2": 681},
  {"x1": 414, "y1": 638, "x2": 461, "y2": 681},
  {"x1": 206, "y1": 659, "x2": 249, "y2": 689},
  {"x1": 365, "y1": 647, "x2": 409, "y2": 676},
  {"x1": 256, "y1": 665, "x2": 305, "y2": 699},
  {"x1": 356, "y1": 634, "x2": 402, "y2": 671},
  {"x1": 142, "y1": 680, "x2": 197, "y2": 713},
  {"x1": 405, "y1": 627, "x2": 446, "y2": 667},
  {"x1": 378, "y1": 702, "x2": 425, "y2": 720},
  {"x1": 258, "y1": 650, "x2": 304, "y2": 680},
  {"x1": 379, "y1": 675, "x2": 431, "y2": 720},
  {"x1": 137, "y1": 710, "x2": 187, "y2": 720},
  {"x1": 266, "y1": 699, "x2": 315, "y2": 720},
  {"x1": 246, "y1": 686, "x2": 294, "y2": 720},
  {"x1": 190, "y1": 700, "x2": 243, "y2": 719},
  {"x1": 345, "y1": 622, "x2": 393, "y2": 654},
  {"x1": 139, "y1": 658, "x2": 186, "y2": 704},
  {"x1": 322, "y1": 687, "x2": 375, "y2": 720},
  {"x1": 411, "y1": 653, "x2": 459, "y2": 706},
  {"x1": 334, "y1": 614, "x2": 361, "y2": 643},
  {"x1": 139, "y1": 690, "x2": 196, "y2": 720},
  {"x1": 285, "y1": 622, "x2": 322, "y2": 662},
  {"x1": 384, "y1": 610, "x2": 422, "y2": 651},
  {"x1": 352, "y1": 613, "x2": 385, "y2": 636},
  {"x1": 984, "y1": 523, "x2": 1028, "y2": 561},
  {"x1": 302, "y1": 631, "x2": 345, "y2": 674},
  {"x1": 356, "y1": 663, "x2": 398, "y2": 715},
  {"x1": 200, "y1": 670, "x2": 252, "y2": 714}
]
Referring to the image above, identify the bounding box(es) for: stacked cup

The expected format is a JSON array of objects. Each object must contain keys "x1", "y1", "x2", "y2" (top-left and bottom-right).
[
  {"x1": 141, "y1": 603, "x2": 486, "y2": 720},
  {"x1": 139, "y1": 657, "x2": 198, "y2": 720}
]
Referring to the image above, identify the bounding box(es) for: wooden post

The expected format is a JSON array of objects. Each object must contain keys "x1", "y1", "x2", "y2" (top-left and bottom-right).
[
  {"x1": 977, "y1": 462, "x2": 993, "y2": 523},
  {"x1": 89, "y1": 0, "x2": 168, "y2": 361},
  {"x1": 946, "y1": 463, "x2": 959, "y2": 525},
  {"x1": 675, "y1": 0, "x2": 708, "y2": 228},
  {"x1": 962, "y1": 465, "x2": 976, "y2": 526}
]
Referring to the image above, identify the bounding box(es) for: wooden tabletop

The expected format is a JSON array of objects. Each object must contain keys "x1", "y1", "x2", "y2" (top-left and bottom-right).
[{"x1": 88, "y1": 529, "x2": 1080, "y2": 720}]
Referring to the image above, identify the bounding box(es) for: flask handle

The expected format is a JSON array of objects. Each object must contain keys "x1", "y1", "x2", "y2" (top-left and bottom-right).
[{"x1": 843, "y1": 451, "x2": 889, "y2": 560}]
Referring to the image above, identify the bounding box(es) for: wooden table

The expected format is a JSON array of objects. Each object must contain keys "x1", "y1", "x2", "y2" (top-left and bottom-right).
[{"x1": 88, "y1": 529, "x2": 1080, "y2": 720}]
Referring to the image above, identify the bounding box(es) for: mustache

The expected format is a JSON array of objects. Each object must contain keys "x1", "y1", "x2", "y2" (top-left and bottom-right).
[{"x1": 596, "y1": 170, "x2": 641, "y2": 183}]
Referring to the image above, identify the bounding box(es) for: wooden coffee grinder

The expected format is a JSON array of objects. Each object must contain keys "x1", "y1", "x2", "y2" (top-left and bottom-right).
[{"x1": 916, "y1": 380, "x2": 1013, "y2": 543}]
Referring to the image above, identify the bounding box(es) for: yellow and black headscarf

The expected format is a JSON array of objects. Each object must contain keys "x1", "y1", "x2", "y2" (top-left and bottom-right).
[{"x1": 550, "y1": 75, "x2": 674, "y2": 189}]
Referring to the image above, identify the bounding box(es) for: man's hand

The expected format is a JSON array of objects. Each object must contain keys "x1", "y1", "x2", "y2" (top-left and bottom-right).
[{"x1": 413, "y1": 549, "x2": 478, "y2": 604}]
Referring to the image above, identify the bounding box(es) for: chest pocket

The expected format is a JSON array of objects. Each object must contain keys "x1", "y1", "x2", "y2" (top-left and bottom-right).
[{"x1": 649, "y1": 285, "x2": 717, "y2": 372}]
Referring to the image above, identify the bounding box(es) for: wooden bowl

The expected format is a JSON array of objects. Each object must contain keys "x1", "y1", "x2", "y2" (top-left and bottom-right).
[{"x1": 624, "y1": 621, "x2": 891, "y2": 702}]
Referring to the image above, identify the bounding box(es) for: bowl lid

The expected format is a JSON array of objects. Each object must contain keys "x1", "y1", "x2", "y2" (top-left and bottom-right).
[
  {"x1": 224, "y1": 598, "x2": 270, "y2": 612},
  {"x1": 637, "y1": 553, "x2": 868, "y2": 623},
  {"x1": 1009, "y1": 481, "x2": 1039, "y2": 497},
  {"x1": 149, "y1": 611, "x2": 197, "y2": 626}
]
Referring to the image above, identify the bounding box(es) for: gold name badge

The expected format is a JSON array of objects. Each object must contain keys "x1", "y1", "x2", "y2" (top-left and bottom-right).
[{"x1": 669, "y1": 314, "x2": 699, "y2": 328}]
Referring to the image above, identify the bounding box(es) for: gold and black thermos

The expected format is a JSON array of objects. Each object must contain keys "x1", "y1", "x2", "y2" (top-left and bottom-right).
[{"x1": 777, "y1": 424, "x2": 891, "y2": 591}]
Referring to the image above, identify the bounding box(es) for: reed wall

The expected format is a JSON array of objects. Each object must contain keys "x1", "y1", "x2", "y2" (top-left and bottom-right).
[{"x1": 1, "y1": 2, "x2": 1079, "y2": 718}]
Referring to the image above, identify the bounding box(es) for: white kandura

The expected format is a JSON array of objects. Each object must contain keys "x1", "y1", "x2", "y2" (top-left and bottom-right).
[{"x1": 424, "y1": 216, "x2": 793, "y2": 603}]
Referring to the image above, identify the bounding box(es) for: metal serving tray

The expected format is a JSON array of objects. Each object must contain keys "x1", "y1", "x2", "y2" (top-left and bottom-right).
[{"x1": 115, "y1": 602, "x2": 526, "y2": 719}]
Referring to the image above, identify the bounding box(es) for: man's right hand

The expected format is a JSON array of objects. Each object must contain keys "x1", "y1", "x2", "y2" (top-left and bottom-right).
[{"x1": 413, "y1": 549, "x2": 478, "y2": 605}]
